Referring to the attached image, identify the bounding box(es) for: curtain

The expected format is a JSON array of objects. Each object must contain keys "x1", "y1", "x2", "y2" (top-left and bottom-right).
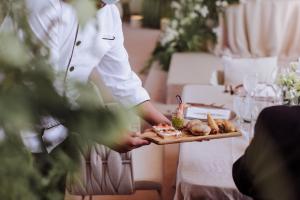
[{"x1": 217, "y1": 0, "x2": 300, "y2": 63}]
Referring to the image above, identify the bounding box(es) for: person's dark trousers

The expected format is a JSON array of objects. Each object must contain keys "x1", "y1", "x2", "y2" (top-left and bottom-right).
[
  {"x1": 233, "y1": 106, "x2": 300, "y2": 200},
  {"x1": 33, "y1": 153, "x2": 66, "y2": 196},
  {"x1": 32, "y1": 136, "x2": 75, "y2": 200}
]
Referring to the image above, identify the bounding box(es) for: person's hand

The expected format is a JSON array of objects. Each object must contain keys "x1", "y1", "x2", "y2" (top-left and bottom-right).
[{"x1": 110, "y1": 132, "x2": 150, "y2": 153}]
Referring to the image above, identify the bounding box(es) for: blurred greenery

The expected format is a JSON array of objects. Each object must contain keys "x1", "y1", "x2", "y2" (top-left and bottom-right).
[
  {"x1": 141, "y1": 0, "x2": 173, "y2": 29},
  {"x1": 145, "y1": 0, "x2": 239, "y2": 72},
  {"x1": 0, "y1": 0, "x2": 130, "y2": 199}
]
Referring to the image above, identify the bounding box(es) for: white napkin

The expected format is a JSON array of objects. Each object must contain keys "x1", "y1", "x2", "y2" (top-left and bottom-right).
[
  {"x1": 255, "y1": 84, "x2": 276, "y2": 98},
  {"x1": 185, "y1": 107, "x2": 231, "y2": 120}
]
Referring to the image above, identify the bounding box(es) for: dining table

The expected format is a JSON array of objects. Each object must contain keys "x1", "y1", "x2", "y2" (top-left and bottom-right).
[{"x1": 173, "y1": 84, "x2": 252, "y2": 200}]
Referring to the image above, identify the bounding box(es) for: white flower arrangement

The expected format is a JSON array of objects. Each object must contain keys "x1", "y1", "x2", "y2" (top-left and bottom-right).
[
  {"x1": 278, "y1": 62, "x2": 300, "y2": 104},
  {"x1": 149, "y1": 0, "x2": 240, "y2": 71}
]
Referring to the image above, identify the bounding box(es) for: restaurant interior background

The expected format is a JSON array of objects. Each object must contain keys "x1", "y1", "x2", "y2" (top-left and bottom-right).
[
  {"x1": 1, "y1": 0, "x2": 300, "y2": 200},
  {"x1": 70, "y1": 0, "x2": 300, "y2": 199}
]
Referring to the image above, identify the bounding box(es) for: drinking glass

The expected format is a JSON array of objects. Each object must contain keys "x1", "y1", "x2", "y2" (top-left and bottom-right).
[
  {"x1": 233, "y1": 95, "x2": 245, "y2": 130},
  {"x1": 243, "y1": 74, "x2": 259, "y2": 97}
]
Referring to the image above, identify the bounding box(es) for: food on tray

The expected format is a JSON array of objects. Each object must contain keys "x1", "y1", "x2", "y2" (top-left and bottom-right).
[
  {"x1": 172, "y1": 116, "x2": 185, "y2": 130},
  {"x1": 185, "y1": 120, "x2": 211, "y2": 136},
  {"x1": 172, "y1": 98, "x2": 187, "y2": 129},
  {"x1": 186, "y1": 119, "x2": 202, "y2": 129},
  {"x1": 215, "y1": 119, "x2": 226, "y2": 133},
  {"x1": 150, "y1": 101, "x2": 239, "y2": 142},
  {"x1": 215, "y1": 119, "x2": 237, "y2": 133},
  {"x1": 152, "y1": 123, "x2": 182, "y2": 138},
  {"x1": 190, "y1": 124, "x2": 211, "y2": 136},
  {"x1": 224, "y1": 120, "x2": 236, "y2": 132},
  {"x1": 207, "y1": 113, "x2": 219, "y2": 134}
]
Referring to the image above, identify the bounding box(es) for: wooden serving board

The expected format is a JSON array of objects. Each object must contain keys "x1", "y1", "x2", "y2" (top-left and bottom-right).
[{"x1": 141, "y1": 131, "x2": 242, "y2": 145}]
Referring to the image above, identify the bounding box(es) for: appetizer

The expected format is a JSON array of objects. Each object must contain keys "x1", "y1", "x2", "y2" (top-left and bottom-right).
[
  {"x1": 224, "y1": 120, "x2": 236, "y2": 132},
  {"x1": 172, "y1": 95, "x2": 187, "y2": 129},
  {"x1": 215, "y1": 119, "x2": 236, "y2": 133},
  {"x1": 153, "y1": 123, "x2": 182, "y2": 138},
  {"x1": 186, "y1": 119, "x2": 202, "y2": 130},
  {"x1": 215, "y1": 119, "x2": 226, "y2": 134},
  {"x1": 189, "y1": 124, "x2": 211, "y2": 136},
  {"x1": 207, "y1": 113, "x2": 219, "y2": 134},
  {"x1": 151, "y1": 104, "x2": 238, "y2": 141},
  {"x1": 172, "y1": 103, "x2": 187, "y2": 130},
  {"x1": 185, "y1": 119, "x2": 211, "y2": 136}
]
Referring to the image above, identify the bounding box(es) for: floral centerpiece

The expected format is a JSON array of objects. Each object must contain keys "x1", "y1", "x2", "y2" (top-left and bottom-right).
[
  {"x1": 146, "y1": 0, "x2": 240, "y2": 72},
  {"x1": 278, "y1": 62, "x2": 300, "y2": 105}
]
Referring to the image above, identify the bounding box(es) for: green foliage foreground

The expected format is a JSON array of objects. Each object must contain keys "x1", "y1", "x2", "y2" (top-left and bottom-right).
[{"x1": 0, "y1": 1, "x2": 130, "y2": 199}]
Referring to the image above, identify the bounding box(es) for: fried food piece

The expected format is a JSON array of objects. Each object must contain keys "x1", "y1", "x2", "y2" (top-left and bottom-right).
[
  {"x1": 186, "y1": 119, "x2": 203, "y2": 130},
  {"x1": 224, "y1": 120, "x2": 236, "y2": 132},
  {"x1": 172, "y1": 103, "x2": 187, "y2": 129},
  {"x1": 215, "y1": 119, "x2": 226, "y2": 134},
  {"x1": 207, "y1": 113, "x2": 219, "y2": 134},
  {"x1": 183, "y1": 119, "x2": 190, "y2": 128},
  {"x1": 190, "y1": 124, "x2": 211, "y2": 136}
]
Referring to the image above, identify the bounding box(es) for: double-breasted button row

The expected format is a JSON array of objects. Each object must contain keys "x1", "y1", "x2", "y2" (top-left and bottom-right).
[
  {"x1": 76, "y1": 41, "x2": 81, "y2": 46},
  {"x1": 69, "y1": 41, "x2": 81, "y2": 73},
  {"x1": 69, "y1": 66, "x2": 75, "y2": 72}
]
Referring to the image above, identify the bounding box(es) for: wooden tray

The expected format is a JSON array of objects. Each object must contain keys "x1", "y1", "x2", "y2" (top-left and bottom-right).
[{"x1": 141, "y1": 131, "x2": 242, "y2": 145}]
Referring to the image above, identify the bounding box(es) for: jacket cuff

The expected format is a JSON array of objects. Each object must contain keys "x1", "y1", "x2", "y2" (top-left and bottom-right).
[{"x1": 118, "y1": 88, "x2": 150, "y2": 108}]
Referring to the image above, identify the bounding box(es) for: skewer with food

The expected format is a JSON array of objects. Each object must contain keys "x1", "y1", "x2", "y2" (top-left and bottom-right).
[{"x1": 171, "y1": 95, "x2": 188, "y2": 129}]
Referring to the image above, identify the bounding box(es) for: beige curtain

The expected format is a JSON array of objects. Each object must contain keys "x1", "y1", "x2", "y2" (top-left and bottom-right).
[{"x1": 218, "y1": 0, "x2": 300, "y2": 62}]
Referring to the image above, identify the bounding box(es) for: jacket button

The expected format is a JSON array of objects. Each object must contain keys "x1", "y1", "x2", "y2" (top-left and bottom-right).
[
  {"x1": 69, "y1": 66, "x2": 75, "y2": 72},
  {"x1": 76, "y1": 41, "x2": 81, "y2": 46}
]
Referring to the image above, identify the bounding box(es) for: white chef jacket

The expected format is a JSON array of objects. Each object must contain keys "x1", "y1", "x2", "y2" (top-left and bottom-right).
[{"x1": 21, "y1": 0, "x2": 150, "y2": 153}]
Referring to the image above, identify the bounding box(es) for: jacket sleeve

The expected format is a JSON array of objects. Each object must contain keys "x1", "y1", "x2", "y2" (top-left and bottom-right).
[{"x1": 95, "y1": 5, "x2": 150, "y2": 107}]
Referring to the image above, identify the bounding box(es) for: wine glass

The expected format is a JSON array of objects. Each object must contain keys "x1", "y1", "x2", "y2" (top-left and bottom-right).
[
  {"x1": 243, "y1": 73, "x2": 259, "y2": 97},
  {"x1": 233, "y1": 95, "x2": 246, "y2": 131}
]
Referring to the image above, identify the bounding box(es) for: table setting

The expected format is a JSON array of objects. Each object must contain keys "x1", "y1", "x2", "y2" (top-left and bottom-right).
[
  {"x1": 142, "y1": 59, "x2": 300, "y2": 200},
  {"x1": 172, "y1": 62, "x2": 299, "y2": 200}
]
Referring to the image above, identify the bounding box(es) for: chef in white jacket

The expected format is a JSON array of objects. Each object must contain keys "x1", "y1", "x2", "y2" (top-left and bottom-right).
[{"x1": 23, "y1": 0, "x2": 170, "y2": 153}]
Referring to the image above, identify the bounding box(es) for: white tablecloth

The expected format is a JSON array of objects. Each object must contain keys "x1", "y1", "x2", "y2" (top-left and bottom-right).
[
  {"x1": 174, "y1": 84, "x2": 252, "y2": 200},
  {"x1": 174, "y1": 137, "x2": 252, "y2": 200},
  {"x1": 167, "y1": 53, "x2": 223, "y2": 104}
]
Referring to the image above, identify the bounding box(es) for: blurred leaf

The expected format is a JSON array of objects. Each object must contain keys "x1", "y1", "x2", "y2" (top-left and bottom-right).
[
  {"x1": 71, "y1": 0, "x2": 97, "y2": 25},
  {"x1": 0, "y1": 1, "x2": 129, "y2": 200},
  {"x1": 0, "y1": 33, "x2": 30, "y2": 68}
]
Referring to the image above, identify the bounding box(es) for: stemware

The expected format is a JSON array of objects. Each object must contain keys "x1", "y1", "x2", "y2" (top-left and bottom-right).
[
  {"x1": 233, "y1": 95, "x2": 243, "y2": 126},
  {"x1": 243, "y1": 73, "x2": 259, "y2": 97},
  {"x1": 242, "y1": 74, "x2": 258, "y2": 122},
  {"x1": 233, "y1": 93, "x2": 250, "y2": 134}
]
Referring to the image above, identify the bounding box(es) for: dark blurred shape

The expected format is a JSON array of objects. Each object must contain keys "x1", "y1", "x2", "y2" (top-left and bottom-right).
[
  {"x1": 142, "y1": 0, "x2": 172, "y2": 29},
  {"x1": 233, "y1": 106, "x2": 300, "y2": 200}
]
